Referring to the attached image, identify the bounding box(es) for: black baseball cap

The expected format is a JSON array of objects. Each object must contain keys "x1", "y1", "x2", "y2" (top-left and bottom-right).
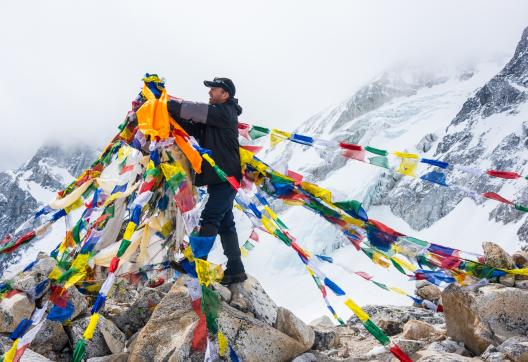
[{"x1": 203, "y1": 77, "x2": 236, "y2": 97}]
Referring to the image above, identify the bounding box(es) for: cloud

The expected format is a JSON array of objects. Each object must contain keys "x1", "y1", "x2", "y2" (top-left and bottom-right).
[{"x1": 1, "y1": 0, "x2": 527, "y2": 169}]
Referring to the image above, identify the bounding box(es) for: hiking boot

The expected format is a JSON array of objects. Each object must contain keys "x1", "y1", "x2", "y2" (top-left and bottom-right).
[
  {"x1": 228, "y1": 282, "x2": 249, "y2": 312},
  {"x1": 220, "y1": 272, "x2": 247, "y2": 286}
]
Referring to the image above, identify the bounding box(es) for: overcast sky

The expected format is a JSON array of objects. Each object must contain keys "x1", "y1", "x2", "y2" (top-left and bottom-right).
[{"x1": 1, "y1": 1, "x2": 527, "y2": 169}]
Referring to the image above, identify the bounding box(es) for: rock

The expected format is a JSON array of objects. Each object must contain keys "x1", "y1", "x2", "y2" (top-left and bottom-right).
[
  {"x1": 499, "y1": 274, "x2": 516, "y2": 287},
  {"x1": 312, "y1": 329, "x2": 338, "y2": 350},
  {"x1": 0, "y1": 292, "x2": 34, "y2": 332},
  {"x1": 512, "y1": 251, "x2": 528, "y2": 268},
  {"x1": 377, "y1": 317, "x2": 404, "y2": 336},
  {"x1": 11, "y1": 253, "x2": 56, "y2": 295},
  {"x1": 275, "y1": 307, "x2": 315, "y2": 349},
  {"x1": 393, "y1": 337, "x2": 427, "y2": 355},
  {"x1": 481, "y1": 345, "x2": 510, "y2": 362},
  {"x1": 236, "y1": 276, "x2": 278, "y2": 326},
  {"x1": 497, "y1": 336, "x2": 528, "y2": 362},
  {"x1": 416, "y1": 285, "x2": 442, "y2": 302},
  {"x1": 86, "y1": 352, "x2": 129, "y2": 362},
  {"x1": 482, "y1": 242, "x2": 515, "y2": 269},
  {"x1": 414, "y1": 349, "x2": 479, "y2": 361},
  {"x1": 309, "y1": 315, "x2": 334, "y2": 329},
  {"x1": 70, "y1": 315, "x2": 126, "y2": 359},
  {"x1": 292, "y1": 352, "x2": 317, "y2": 362},
  {"x1": 31, "y1": 320, "x2": 69, "y2": 360},
  {"x1": 427, "y1": 339, "x2": 471, "y2": 356},
  {"x1": 129, "y1": 276, "x2": 308, "y2": 362},
  {"x1": 211, "y1": 282, "x2": 231, "y2": 303},
  {"x1": 19, "y1": 348, "x2": 54, "y2": 361},
  {"x1": 348, "y1": 305, "x2": 444, "y2": 328},
  {"x1": 442, "y1": 283, "x2": 528, "y2": 355},
  {"x1": 107, "y1": 286, "x2": 165, "y2": 336},
  {"x1": 515, "y1": 280, "x2": 528, "y2": 289},
  {"x1": 401, "y1": 320, "x2": 436, "y2": 341},
  {"x1": 68, "y1": 285, "x2": 89, "y2": 320}
]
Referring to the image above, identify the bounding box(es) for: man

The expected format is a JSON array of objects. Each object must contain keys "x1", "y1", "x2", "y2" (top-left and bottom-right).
[{"x1": 167, "y1": 77, "x2": 247, "y2": 308}]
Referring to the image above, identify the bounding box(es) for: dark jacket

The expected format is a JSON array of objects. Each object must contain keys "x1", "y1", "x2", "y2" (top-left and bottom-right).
[{"x1": 167, "y1": 98, "x2": 242, "y2": 186}]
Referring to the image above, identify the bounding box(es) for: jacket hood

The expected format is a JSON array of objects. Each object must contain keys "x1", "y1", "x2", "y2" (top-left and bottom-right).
[{"x1": 230, "y1": 97, "x2": 243, "y2": 116}]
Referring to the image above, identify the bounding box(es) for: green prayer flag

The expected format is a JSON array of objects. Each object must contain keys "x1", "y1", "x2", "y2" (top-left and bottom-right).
[
  {"x1": 274, "y1": 229, "x2": 292, "y2": 246},
  {"x1": 515, "y1": 204, "x2": 528, "y2": 212},
  {"x1": 363, "y1": 319, "x2": 391, "y2": 345},
  {"x1": 372, "y1": 281, "x2": 389, "y2": 291},
  {"x1": 213, "y1": 165, "x2": 228, "y2": 182},
  {"x1": 369, "y1": 156, "x2": 389, "y2": 169},
  {"x1": 243, "y1": 240, "x2": 255, "y2": 250},
  {"x1": 72, "y1": 339, "x2": 87, "y2": 362},
  {"x1": 391, "y1": 258, "x2": 407, "y2": 275},
  {"x1": 201, "y1": 285, "x2": 220, "y2": 334},
  {"x1": 58, "y1": 267, "x2": 78, "y2": 284},
  {"x1": 365, "y1": 146, "x2": 388, "y2": 156},
  {"x1": 117, "y1": 239, "x2": 132, "y2": 258},
  {"x1": 249, "y1": 126, "x2": 270, "y2": 140}
]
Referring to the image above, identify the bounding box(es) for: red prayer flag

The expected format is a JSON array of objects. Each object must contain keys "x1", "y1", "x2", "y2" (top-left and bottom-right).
[
  {"x1": 368, "y1": 219, "x2": 405, "y2": 238},
  {"x1": 390, "y1": 344, "x2": 413, "y2": 362},
  {"x1": 238, "y1": 122, "x2": 251, "y2": 139},
  {"x1": 120, "y1": 164, "x2": 134, "y2": 175},
  {"x1": 354, "y1": 271, "x2": 373, "y2": 280},
  {"x1": 339, "y1": 142, "x2": 363, "y2": 151},
  {"x1": 191, "y1": 298, "x2": 207, "y2": 352},
  {"x1": 342, "y1": 149, "x2": 366, "y2": 162},
  {"x1": 482, "y1": 192, "x2": 514, "y2": 205},
  {"x1": 486, "y1": 170, "x2": 521, "y2": 179},
  {"x1": 287, "y1": 169, "x2": 303, "y2": 185},
  {"x1": 240, "y1": 145, "x2": 263, "y2": 153},
  {"x1": 226, "y1": 176, "x2": 240, "y2": 190},
  {"x1": 139, "y1": 179, "x2": 157, "y2": 193},
  {"x1": 249, "y1": 229, "x2": 259, "y2": 242}
]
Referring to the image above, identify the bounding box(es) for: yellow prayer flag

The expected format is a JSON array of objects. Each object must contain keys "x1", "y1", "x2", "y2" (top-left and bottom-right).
[
  {"x1": 239, "y1": 147, "x2": 255, "y2": 165},
  {"x1": 261, "y1": 216, "x2": 277, "y2": 234},
  {"x1": 3, "y1": 338, "x2": 18, "y2": 362},
  {"x1": 392, "y1": 151, "x2": 420, "y2": 159},
  {"x1": 271, "y1": 129, "x2": 292, "y2": 139},
  {"x1": 270, "y1": 133, "x2": 286, "y2": 148},
  {"x1": 83, "y1": 313, "x2": 101, "y2": 340},
  {"x1": 183, "y1": 245, "x2": 195, "y2": 262},
  {"x1": 71, "y1": 254, "x2": 90, "y2": 271},
  {"x1": 64, "y1": 272, "x2": 87, "y2": 289},
  {"x1": 65, "y1": 197, "x2": 84, "y2": 214},
  {"x1": 48, "y1": 266, "x2": 63, "y2": 280},
  {"x1": 301, "y1": 182, "x2": 332, "y2": 203},
  {"x1": 372, "y1": 252, "x2": 390, "y2": 269},
  {"x1": 195, "y1": 259, "x2": 223, "y2": 287},
  {"x1": 264, "y1": 206, "x2": 278, "y2": 220},
  {"x1": 218, "y1": 331, "x2": 228, "y2": 357},
  {"x1": 344, "y1": 298, "x2": 369, "y2": 322},
  {"x1": 118, "y1": 145, "x2": 132, "y2": 161},
  {"x1": 389, "y1": 287, "x2": 409, "y2": 296},
  {"x1": 396, "y1": 158, "x2": 418, "y2": 177},
  {"x1": 123, "y1": 221, "x2": 137, "y2": 241},
  {"x1": 160, "y1": 162, "x2": 184, "y2": 181},
  {"x1": 202, "y1": 154, "x2": 216, "y2": 167},
  {"x1": 391, "y1": 256, "x2": 417, "y2": 272},
  {"x1": 240, "y1": 247, "x2": 249, "y2": 257},
  {"x1": 506, "y1": 268, "x2": 528, "y2": 276}
]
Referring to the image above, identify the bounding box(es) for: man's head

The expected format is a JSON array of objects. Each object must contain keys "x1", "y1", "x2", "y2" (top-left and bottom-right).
[{"x1": 204, "y1": 77, "x2": 236, "y2": 105}]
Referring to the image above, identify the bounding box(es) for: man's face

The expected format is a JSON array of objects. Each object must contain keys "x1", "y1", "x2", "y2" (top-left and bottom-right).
[{"x1": 208, "y1": 87, "x2": 229, "y2": 105}]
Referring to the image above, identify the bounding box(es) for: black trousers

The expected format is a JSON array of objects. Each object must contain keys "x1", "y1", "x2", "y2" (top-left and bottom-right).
[{"x1": 199, "y1": 182, "x2": 245, "y2": 276}]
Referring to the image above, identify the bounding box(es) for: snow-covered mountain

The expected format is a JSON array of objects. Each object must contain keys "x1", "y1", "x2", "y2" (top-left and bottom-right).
[
  {"x1": 0, "y1": 144, "x2": 98, "y2": 274},
  {"x1": 229, "y1": 27, "x2": 528, "y2": 321}
]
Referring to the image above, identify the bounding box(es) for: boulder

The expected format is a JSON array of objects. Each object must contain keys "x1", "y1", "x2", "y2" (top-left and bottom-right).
[
  {"x1": 31, "y1": 320, "x2": 69, "y2": 360},
  {"x1": 129, "y1": 276, "x2": 309, "y2": 362},
  {"x1": 376, "y1": 317, "x2": 404, "y2": 336},
  {"x1": 401, "y1": 320, "x2": 437, "y2": 341},
  {"x1": 348, "y1": 305, "x2": 444, "y2": 328},
  {"x1": 17, "y1": 348, "x2": 53, "y2": 361},
  {"x1": 86, "y1": 352, "x2": 129, "y2": 362},
  {"x1": 442, "y1": 283, "x2": 528, "y2": 355},
  {"x1": 68, "y1": 285, "x2": 89, "y2": 320},
  {"x1": 11, "y1": 253, "x2": 56, "y2": 295},
  {"x1": 512, "y1": 250, "x2": 528, "y2": 268},
  {"x1": 291, "y1": 352, "x2": 317, "y2": 362},
  {"x1": 414, "y1": 349, "x2": 479, "y2": 361},
  {"x1": 236, "y1": 276, "x2": 278, "y2": 326},
  {"x1": 70, "y1": 315, "x2": 126, "y2": 359},
  {"x1": 106, "y1": 286, "x2": 165, "y2": 336},
  {"x1": 416, "y1": 285, "x2": 442, "y2": 302},
  {"x1": 497, "y1": 336, "x2": 528, "y2": 362},
  {"x1": 312, "y1": 329, "x2": 338, "y2": 350},
  {"x1": 426, "y1": 339, "x2": 471, "y2": 356},
  {"x1": 0, "y1": 292, "x2": 34, "y2": 332},
  {"x1": 275, "y1": 307, "x2": 315, "y2": 349},
  {"x1": 392, "y1": 337, "x2": 427, "y2": 355},
  {"x1": 482, "y1": 242, "x2": 515, "y2": 269},
  {"x1": 481, "y1": 345, "x2": 510, "y2": 362},
  {"x1": 309, "y1": 315, "x2": 334, "y2": 329}
]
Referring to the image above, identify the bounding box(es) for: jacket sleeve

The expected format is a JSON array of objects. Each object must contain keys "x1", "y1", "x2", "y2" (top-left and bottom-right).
[
  {"x1": 167, "y1": 99, "x2": 203, "y2": 137},
  {"x1": 179, "y1": 101, "x2": 230, "y2": 128}
]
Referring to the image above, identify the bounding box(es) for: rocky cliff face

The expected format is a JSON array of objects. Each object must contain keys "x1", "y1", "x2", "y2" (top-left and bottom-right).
[
  {"x1": 385, "y1": 26, "x2": 528, "y2": 237},
  {"x1": 0, "y1": 144, "x2": 97, "y2": 274}
]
